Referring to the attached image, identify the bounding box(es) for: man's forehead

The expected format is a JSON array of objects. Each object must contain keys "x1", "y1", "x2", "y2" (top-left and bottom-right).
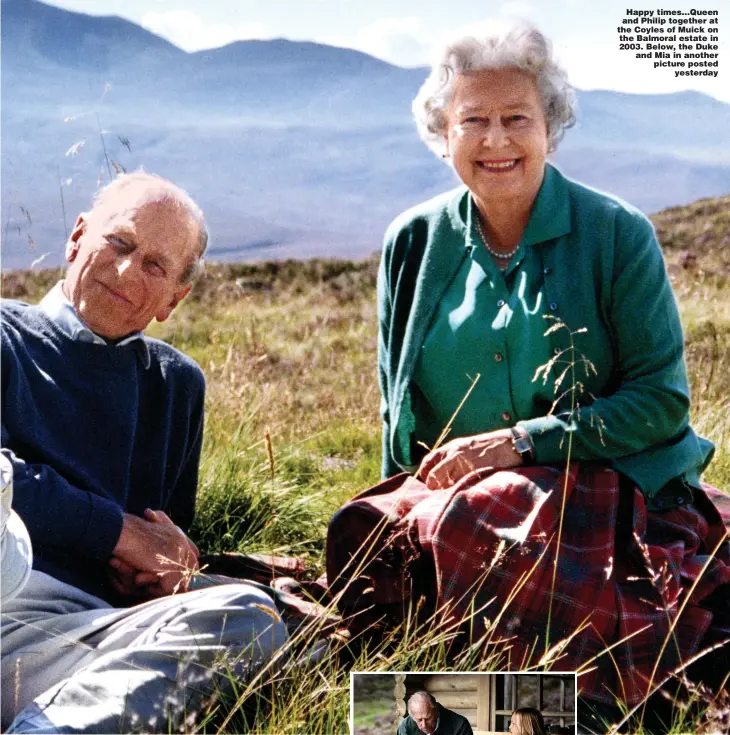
[
  {"x1": 410, "y1": 700, "x2": 434, "y2": 716},
  {"x1": 93, "y1": 194, "x2": 198, "y2": 247},
  {"x1": 91, "y1": 193, "x2": 188, "y2": 227}
]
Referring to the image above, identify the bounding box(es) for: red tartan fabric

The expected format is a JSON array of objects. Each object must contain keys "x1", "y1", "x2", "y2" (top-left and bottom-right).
[{"x1": 327, "y1": 464, "x2": 730, "y2": 705}]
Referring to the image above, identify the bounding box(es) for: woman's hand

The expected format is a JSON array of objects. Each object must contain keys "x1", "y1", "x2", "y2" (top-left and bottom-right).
[{"x1": 418, "y1": 429, "x2": 523, "y2": 490}]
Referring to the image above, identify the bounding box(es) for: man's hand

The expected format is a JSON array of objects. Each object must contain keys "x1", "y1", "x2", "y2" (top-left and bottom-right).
[
  {"x1": 418, "y1": 429, "x2": 523, "y2": 490},
  {"x1": 108, "y1": 556, "x2": 149, "y2": 600},
  {"x1": 110, "y1": 509, "x2": 199, "y2": 598}
]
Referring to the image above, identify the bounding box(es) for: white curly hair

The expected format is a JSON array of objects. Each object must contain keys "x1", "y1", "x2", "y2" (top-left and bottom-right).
[{"x1": 413, "y1": 21, "x2": 576, "y2": 157}]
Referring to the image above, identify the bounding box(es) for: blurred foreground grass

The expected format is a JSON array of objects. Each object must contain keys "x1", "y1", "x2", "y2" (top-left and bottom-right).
[{"x1": 2, "y1": 195, "x2": 729, "y2": 733}]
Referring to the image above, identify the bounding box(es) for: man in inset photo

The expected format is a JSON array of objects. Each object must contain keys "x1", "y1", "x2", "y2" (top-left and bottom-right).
[{"x1": 397, "y1": 691, "x2": 473, "y2": 735}]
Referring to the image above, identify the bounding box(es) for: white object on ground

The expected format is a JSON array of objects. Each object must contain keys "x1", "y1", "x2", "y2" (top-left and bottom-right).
[{"x1": 0, "y1": 454, "x2": 33, "y2": 602}]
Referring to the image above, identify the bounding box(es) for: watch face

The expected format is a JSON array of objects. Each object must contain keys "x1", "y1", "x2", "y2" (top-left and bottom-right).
[
  {"x1": 511, "y1": 431, "x2": 531, "y2": 454},
  {"x1": 514, "y1": 438, "x2": 531, "y2": 454}
]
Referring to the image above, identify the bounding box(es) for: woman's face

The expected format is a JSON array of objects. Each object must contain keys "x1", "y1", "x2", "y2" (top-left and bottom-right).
[{"x1": 443, "y1": 68, "x2": 549, "y2": 210}]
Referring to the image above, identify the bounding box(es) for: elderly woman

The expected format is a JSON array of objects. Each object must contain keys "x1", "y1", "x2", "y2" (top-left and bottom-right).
[{"x1": 368, "y1": 22, "x2": 730, "y2": 707}]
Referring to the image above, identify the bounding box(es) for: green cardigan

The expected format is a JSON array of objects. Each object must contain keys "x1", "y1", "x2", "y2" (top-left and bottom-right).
[{"x1": 377, "y1": 164, "x2": 714, "y2": 507}]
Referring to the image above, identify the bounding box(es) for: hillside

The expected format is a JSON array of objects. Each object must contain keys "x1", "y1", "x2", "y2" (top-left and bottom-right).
[
  {"x1": 654, "y1": 194, "x2": 730, "y2": 271},
  {"x1": 4, "y1": 193, "x2": 728, "y2": 302},
  {"x1": 3, "y1": 0, "x2": 730, "y2": 271}
]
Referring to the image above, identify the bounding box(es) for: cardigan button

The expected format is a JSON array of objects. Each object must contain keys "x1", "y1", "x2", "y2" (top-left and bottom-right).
[
  {"x1": 497, "y1": 299, "x2": 506, "y2": 308},
  {"x1": 543, "y1": 267, "x2": 551, "y2": 275},
  {"x1": 549, "y1": 302, "x2": 558, "y2": 311},
  {"x1": 495, "y1": 352, "x2": 504, "y2": 362},
  {"x1": 502, "y1": 412, "x2": 512, "y2": 421}
]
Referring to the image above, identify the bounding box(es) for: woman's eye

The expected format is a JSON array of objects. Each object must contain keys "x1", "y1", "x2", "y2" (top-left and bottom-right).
[{"x1": 509, "y1": 114, "x2": 527, "y2": 122}]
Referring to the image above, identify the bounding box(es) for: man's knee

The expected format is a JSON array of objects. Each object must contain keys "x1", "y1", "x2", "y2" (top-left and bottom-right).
[{"x1": 155, "y1": 582, "x2": 287, "y2": 654}]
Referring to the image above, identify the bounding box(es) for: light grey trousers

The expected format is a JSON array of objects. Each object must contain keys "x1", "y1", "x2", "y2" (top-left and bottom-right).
[{"x1": 1, "y1": 571, "x2": 287, "y2": 733}]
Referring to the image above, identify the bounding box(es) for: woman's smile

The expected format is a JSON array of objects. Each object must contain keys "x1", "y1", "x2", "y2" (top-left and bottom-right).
[{"x1": 476, "y1": 158, "x2": 521, "y2": 172}]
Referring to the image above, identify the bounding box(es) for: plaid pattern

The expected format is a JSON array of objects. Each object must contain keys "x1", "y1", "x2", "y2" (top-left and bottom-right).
[{"x1": 327, "y1": 465, "x2": 730, "y2": 705}]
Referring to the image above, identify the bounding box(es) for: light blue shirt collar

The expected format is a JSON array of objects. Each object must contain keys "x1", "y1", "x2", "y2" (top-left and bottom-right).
[{"x1": 39, "y1": 282, "x2": 151, "y2": 369}]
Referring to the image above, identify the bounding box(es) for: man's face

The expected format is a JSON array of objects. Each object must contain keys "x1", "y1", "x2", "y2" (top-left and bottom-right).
[
  {"x1": 63, "y1": 194, "x2": 199, "y2": 340},
  {"x1": 409, "y1": 700, "x2": 438, "y2": 734}
]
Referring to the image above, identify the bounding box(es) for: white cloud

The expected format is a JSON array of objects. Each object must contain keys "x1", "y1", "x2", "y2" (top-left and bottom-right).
[
  {"x1": 351, "y1": 17, "x2": 432, "y2": 67},
  {"x1": 433, "y1": 16, "x2": 537, "y2": 53},
  {"x1": 498, "y1": 2, "x2": 536, "y2": 19},
  {"x1": 141, "y1": 10, "x2": 267, "y2": 52},
  {"x1": 348, "y1": 12, "x2": 544, "y2": 68}
]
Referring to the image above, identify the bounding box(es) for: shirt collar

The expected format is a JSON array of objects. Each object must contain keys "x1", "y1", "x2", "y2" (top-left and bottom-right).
[
  {"x1": 451, "y1": 162, "x2": 572, "y2": 249},
  {"x1": 519, "y1": 163, "x2": 571, "y2": 247},
  {"x1": 39, "y1": 282, "x2": 151, "y2": 369}
]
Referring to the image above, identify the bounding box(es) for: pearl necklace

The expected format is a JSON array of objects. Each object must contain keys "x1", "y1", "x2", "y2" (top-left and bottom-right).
[{"x1": 475, "y1": 216, "x2": 519, "y2": 268}]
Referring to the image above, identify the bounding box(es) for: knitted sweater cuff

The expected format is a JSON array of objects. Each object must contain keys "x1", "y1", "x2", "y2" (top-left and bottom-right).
[{"x1": 78, "y1": 493, "x2": 125, "y2": 561}]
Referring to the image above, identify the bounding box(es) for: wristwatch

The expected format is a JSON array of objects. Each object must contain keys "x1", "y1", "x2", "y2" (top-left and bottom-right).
[{"x1": 510, "y1": 427, "x2": 534, "y2": 463}]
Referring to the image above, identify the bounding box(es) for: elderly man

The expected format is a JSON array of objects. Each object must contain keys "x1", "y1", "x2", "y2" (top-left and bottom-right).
[
  {"x1": 1, "y1": 172, "x2": 286, "y2": 734},
  {"x1": 398, "y1": 691, "x2": 473, "y2": 735}
]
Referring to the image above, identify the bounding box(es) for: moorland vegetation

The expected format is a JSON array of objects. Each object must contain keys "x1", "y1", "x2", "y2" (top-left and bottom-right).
[{"x1": 2, "y1": 194, "x2": 729, "y2": 733}]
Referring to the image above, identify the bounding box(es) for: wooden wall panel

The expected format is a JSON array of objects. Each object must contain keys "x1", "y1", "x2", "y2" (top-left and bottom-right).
[
  {"x1": 460, "y1": 708, "x2": 479, "y2": 727},
  {"x1": 425, "y1": 674, "x2": 482, "y2": 692},
  {"x1": 477, "y1": 675, "x2": 491, "y2": 732},
  {"x1": 425, "y1": 693, "x2": 478, "y2": 710}
]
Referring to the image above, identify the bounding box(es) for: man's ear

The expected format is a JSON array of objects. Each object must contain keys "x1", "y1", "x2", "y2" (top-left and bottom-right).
[
  {"x1": 155, "y1": 284, "x2": 192, "y2": 324},
  {"x1": 65, "y1": 214, "x2": 87, "y2": 262}
]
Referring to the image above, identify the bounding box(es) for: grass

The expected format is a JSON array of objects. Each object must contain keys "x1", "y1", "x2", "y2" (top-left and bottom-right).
[{"x1": 2, "y1": 196, "x2": 729, "y2": 733}]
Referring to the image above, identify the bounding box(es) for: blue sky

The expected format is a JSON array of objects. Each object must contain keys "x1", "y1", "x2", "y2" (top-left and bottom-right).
[{"x1": 40, "y1": 0, "x2": 728, "y2": 102}]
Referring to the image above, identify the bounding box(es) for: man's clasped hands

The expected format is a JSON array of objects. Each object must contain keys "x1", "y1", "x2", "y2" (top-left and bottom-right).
[{"x1": 108, "y1": 509, "x2": 200, "y2": 600}]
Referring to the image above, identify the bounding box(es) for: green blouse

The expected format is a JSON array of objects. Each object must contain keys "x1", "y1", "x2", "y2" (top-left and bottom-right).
[
  {"x1": 413, "y1": 198, "x2": 555, "y2": 448},
  {"x1": 377, "y1": 164, "x2": 715, "y2": 509}
]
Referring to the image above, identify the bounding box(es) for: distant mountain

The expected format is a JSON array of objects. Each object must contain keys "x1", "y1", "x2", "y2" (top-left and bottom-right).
[{"x1": 2, "y1": 0, "x2": 729, "y2": 269}]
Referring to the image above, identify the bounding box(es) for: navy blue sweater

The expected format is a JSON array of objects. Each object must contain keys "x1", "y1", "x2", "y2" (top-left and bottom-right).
[{"x1": 1, "y1": 300, "x2": 205, "y2": 604}]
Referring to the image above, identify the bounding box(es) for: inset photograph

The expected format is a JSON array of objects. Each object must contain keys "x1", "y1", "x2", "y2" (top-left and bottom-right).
[{"x1": 351, "y1": 672, "x2": 576, "y2": 735}]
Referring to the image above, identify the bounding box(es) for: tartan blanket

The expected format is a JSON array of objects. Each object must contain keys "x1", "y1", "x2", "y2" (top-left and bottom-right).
[{"x1": 327, "y1": 464, "x2": 730, "y2": 706}]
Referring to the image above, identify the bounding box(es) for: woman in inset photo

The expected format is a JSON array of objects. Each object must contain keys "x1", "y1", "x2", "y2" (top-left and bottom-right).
[{"x1": 509, "y1": 708, "x2": 546, "y2": 735}]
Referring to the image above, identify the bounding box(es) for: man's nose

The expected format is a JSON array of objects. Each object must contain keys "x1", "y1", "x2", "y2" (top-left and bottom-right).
[{"x1": 116, "y1": 256, "x2": 135, "y2": 277}]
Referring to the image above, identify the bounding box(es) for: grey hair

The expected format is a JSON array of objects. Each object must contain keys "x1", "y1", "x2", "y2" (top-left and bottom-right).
[
  {"x1": 408, "y1": 691, "x2": 437, "y2": 714},
  {"x1": 91, "y1": 170, "x2": 209, "y2": 285},
  {"x1": 413, "y1": 22, "x2": 576, "y2": 157}
]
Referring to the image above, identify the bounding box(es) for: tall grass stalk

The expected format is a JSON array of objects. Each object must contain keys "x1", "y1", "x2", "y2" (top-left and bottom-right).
[{"x1": 2, "y1": 257, "x2": 728, "y2": 733}]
